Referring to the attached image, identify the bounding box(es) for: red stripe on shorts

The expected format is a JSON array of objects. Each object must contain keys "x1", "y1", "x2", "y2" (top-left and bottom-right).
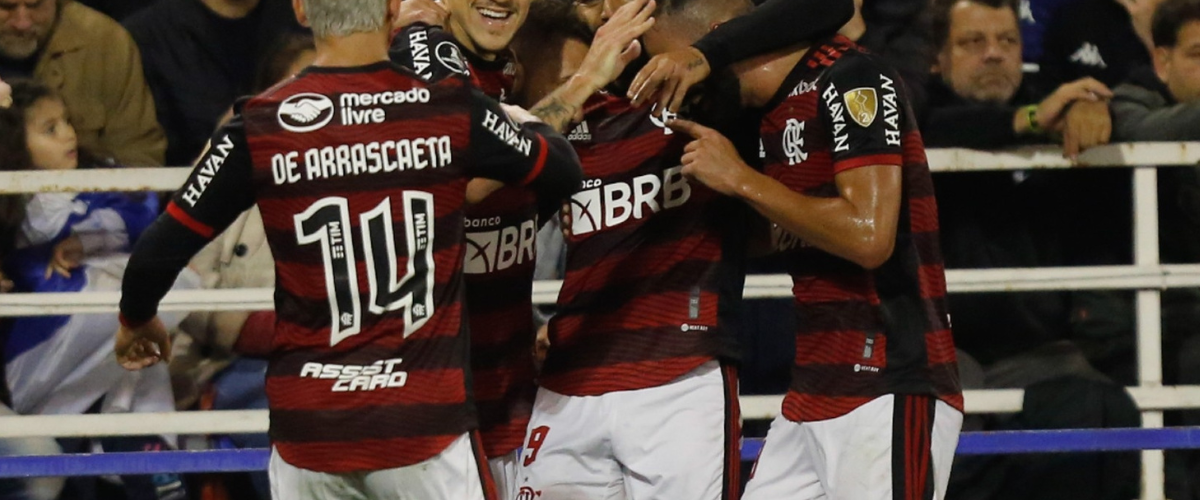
[{"x1": 721, "y1": 363, "x2": 741, "y2": 500}]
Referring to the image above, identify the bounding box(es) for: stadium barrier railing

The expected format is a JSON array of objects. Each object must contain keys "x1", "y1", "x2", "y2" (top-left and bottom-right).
[{"x1": 1, "y1": 142, "x2": 1199, "y2": 498}]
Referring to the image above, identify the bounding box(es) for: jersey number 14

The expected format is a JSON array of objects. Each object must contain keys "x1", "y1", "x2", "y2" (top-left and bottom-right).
[{"x1": 294, "y1": 193, "x2": 435, "y2": 346}]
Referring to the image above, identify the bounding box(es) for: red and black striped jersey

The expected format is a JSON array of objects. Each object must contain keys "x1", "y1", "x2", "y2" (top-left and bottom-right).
[
  {"x1": 391, "y1": 24, "x2": 536, "y2": 458},
  {"x1": 760, "y1": 37, "x2": 962, "y2": 422},
  {"x1": 540, "y1": 93, "x2": 743, "y2": 396},
  {"x1": 150, "y1": 62, "x2": 578, "y2": 472}
]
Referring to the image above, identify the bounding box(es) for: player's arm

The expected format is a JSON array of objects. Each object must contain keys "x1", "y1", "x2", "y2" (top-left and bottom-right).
[
  {"x1": 527, "y1": 0, "x2": 656, "y2": 132},
  {"x1": 631, "y1": 0, "x2": 854, "y2": 110},
  {"x1": 117, "y1": 116, "x2": 256, "y2": 370},
  {"x1": 468, "y1": 90, "x2": 583, "y2": 200},
  {"x1": 670, "y1": 119, "x2": 900, "y2": 269},
  {"x1": 671, "y1": 56, "x2": 904, "y2": 269},
  {"x1": 389, "y1": 22, "x2": 458, "y2": 82}
]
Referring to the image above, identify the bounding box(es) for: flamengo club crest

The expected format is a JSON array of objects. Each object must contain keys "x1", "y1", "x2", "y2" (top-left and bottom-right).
[
  {"x1": 516, "y1": 487, "x2": 541, "y2": 499},
  {"x1": 843, "y1": 87, "x2": 878, "y2": 127},
  {"x1": 783, "y1": 119, "x2": 807, "y2": 165}
]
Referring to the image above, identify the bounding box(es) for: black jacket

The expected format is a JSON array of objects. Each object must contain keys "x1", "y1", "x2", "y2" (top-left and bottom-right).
[{"x1": 124, "y1": 0, "x2": 304, "y2": 166}]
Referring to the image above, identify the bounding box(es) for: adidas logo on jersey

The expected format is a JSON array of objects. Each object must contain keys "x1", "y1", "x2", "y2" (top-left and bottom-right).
[
  {"x1": 568, "y1": 122, "x2": 592, "y2": 141},
  {"x1": 1070, "y1": 42, "x2": 1108, "y2": 69}
]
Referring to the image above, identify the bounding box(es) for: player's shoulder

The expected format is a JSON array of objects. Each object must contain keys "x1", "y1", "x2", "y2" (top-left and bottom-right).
[
  {"x1": 822, "y1": 42, "x2": 901, "y2": 87},
  {"x1": 390, "y1": 23, "x2": 474, "y2": 83}
]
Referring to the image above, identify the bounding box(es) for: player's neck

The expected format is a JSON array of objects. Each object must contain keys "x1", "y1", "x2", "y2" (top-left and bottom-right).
[
  {"x1": 311, "y1": 32, "x2": 391, "y2": 68},
  {"x1": 733, "y1": 46, "x2": 808, "y2": 108}
]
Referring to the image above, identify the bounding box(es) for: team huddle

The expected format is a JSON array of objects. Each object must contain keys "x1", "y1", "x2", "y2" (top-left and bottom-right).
[{"x1": 112, "y1": 0, "x2": 964, "y2": 498}]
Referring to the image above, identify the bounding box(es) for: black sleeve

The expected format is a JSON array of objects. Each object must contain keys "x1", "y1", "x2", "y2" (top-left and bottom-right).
[
  {"x1": 119, "y1": 116, "x2": 256, "y2": 325},
  {"x1": 467, "y1": 88, "x2": 582, "y2": 200},
  {"x1": 818, "y1": 54, "x2": 906, "y2": 172},
  {"x1": 692, "y1": 0, "x2": 855, "y2": 72},
  {"x1": 389, "y1": 23, "x2": 472, "y2": 83}
]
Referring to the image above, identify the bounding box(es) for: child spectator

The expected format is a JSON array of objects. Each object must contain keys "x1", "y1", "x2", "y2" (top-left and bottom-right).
[{"x1": 0, "y1": 79, "x2": 198, "y2": 500}]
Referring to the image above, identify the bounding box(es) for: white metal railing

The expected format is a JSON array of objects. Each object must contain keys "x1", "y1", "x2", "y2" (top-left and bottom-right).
[{"x1": 0, "y1": 142, "x2": 1198, "y2": 499}]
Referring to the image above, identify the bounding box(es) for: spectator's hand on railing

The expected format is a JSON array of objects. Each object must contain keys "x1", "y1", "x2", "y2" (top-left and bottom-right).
[
  {"x1": 45, "y1": 235, "x2": 83, "y2": 280},
  {"x1": 116, "y1": 316, "x2": 172, "y2": 371},
  {"x1": 0, "y1": 270, "x2": 12, "y2": 293},
  {"x1": 1060, "y1": 100, "x2": 1112, "y2": 160},
  {"x1": 1035, "y1": 78, "x2": 1113, "y2": 132},
  {"x1": 394, "y1": 0, "x2": 448, "y2": 30}
]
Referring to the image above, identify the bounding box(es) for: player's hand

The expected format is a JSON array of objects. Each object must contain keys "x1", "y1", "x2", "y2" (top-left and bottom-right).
[
  {"x1": 559, "y1": 201, "x2": 573, "y2": 239},
  {"x1": 394, "y1": 0, "x2": 448, "y2": 29},
  {"x1": 1060, "y1": 99, "x2": 1112, "y2": 161},
  {"x1": 45, "y1": 235, "x2": 83, "y2": 279},
  {"x1": 501, "y1": 103, "x2": 543, "y2": 125},
  {"x1": 574, "y1": 0, "x2": 656, "y2": 91},
  {"x1": 115, "y1": 316, "x2": 171, "y2": 370},
  {"x1": 466, "y1": 178, "x2": 505, "y2": 204},
  {"x1": 668, "y1": 118, "x2": 756, "y2": 197},
  {"x1": 629, "y1": 47, "x2": 710, "y2": 112},
  {"x1": 0, "y1": 76, "x2": 11, "y2": 109},
  {"x1": 1037, "y1": 78, "x2": 1112, "y2": 131},
  {"x1": 533, "y1": 323, "x2": 550, "y2": 369}
]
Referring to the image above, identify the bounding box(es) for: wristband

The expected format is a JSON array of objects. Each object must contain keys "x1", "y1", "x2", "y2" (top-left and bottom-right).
[{"x1": 1023, "y1": 105, "x2": 1042, "y2": 134}]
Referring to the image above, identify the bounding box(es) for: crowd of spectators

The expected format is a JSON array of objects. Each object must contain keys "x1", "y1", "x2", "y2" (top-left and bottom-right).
[{"x1": 1, "y1": 0, "x2": 1200, "y2": 498}]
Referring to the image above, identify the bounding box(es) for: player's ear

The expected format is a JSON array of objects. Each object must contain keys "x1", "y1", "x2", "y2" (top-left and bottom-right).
[{"x1": 292, "y1": 0, "x2": 309, "y2": 27}]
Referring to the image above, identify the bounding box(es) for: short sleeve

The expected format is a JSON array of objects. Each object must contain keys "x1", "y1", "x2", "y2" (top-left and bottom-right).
[{"x1": 818, "y1": 54, "x2": 907, "y2": 173}]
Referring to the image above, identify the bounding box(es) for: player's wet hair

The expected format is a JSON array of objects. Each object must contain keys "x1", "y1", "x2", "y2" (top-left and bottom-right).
[
  {"x1": 300, "y1": 0, "x2": 388, "y2": 38},
  {"x1": 1152, "y1": 0, "x2": 1200, "y2": 48},
  {"x1": 931, "y1": 0, "x2": 1020, "y2": 51}
]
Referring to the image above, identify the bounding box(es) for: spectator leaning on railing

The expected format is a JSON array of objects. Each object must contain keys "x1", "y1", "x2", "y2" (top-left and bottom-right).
[
  {"x1": 0, "y1": 0, "x2": 165, "y2": 166},
  {"x1": 923, "y1": 0, "x2": 1113, "y2": 158}
]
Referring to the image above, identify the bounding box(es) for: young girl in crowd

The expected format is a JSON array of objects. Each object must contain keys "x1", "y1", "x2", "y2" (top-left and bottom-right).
[{"x1": 0, "y1": 79, "x2": 197, "y2": 500}]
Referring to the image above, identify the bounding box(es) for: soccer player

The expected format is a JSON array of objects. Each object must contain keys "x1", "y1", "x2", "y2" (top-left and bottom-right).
[
  {"x1": 659, "y1": 1, "x2": 966, "y2": 497},
  {"x1": 388, "y1": 3, "x2": 537, "y2": 496},
  {"x1": 112, "y1": 0, "x2": 582, "y2": 497},
  {"x1": 387, "y1": 1, "x2": 651, "y2": 496},
  {"x1": 505, "y1": 1, "x2": 853, "y2": 499}
]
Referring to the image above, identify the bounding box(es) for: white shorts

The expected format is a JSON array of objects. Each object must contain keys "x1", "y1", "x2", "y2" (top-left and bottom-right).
[
  {"x1": 743, "y1": 394, "x2": 963, "y2": 500},
  {"x1": 515, "y1": 360, "x2": 741, "y2": 500},
  {"x1": 489, "y1": 449, "x2": 519, "y2": 500},
  {"x1": 269, "y1": 433, "x2": 496, "y2": 500}
]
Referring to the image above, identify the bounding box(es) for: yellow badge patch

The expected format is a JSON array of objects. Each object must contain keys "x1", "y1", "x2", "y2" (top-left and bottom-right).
[{"x1": 843, "y1": 87, "x2": 878, "y2": 128}]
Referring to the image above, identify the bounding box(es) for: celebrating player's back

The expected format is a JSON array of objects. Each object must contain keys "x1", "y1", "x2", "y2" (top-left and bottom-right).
[{"x1": 113, "y1": 0, "x2": 580, "y2": 498}]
